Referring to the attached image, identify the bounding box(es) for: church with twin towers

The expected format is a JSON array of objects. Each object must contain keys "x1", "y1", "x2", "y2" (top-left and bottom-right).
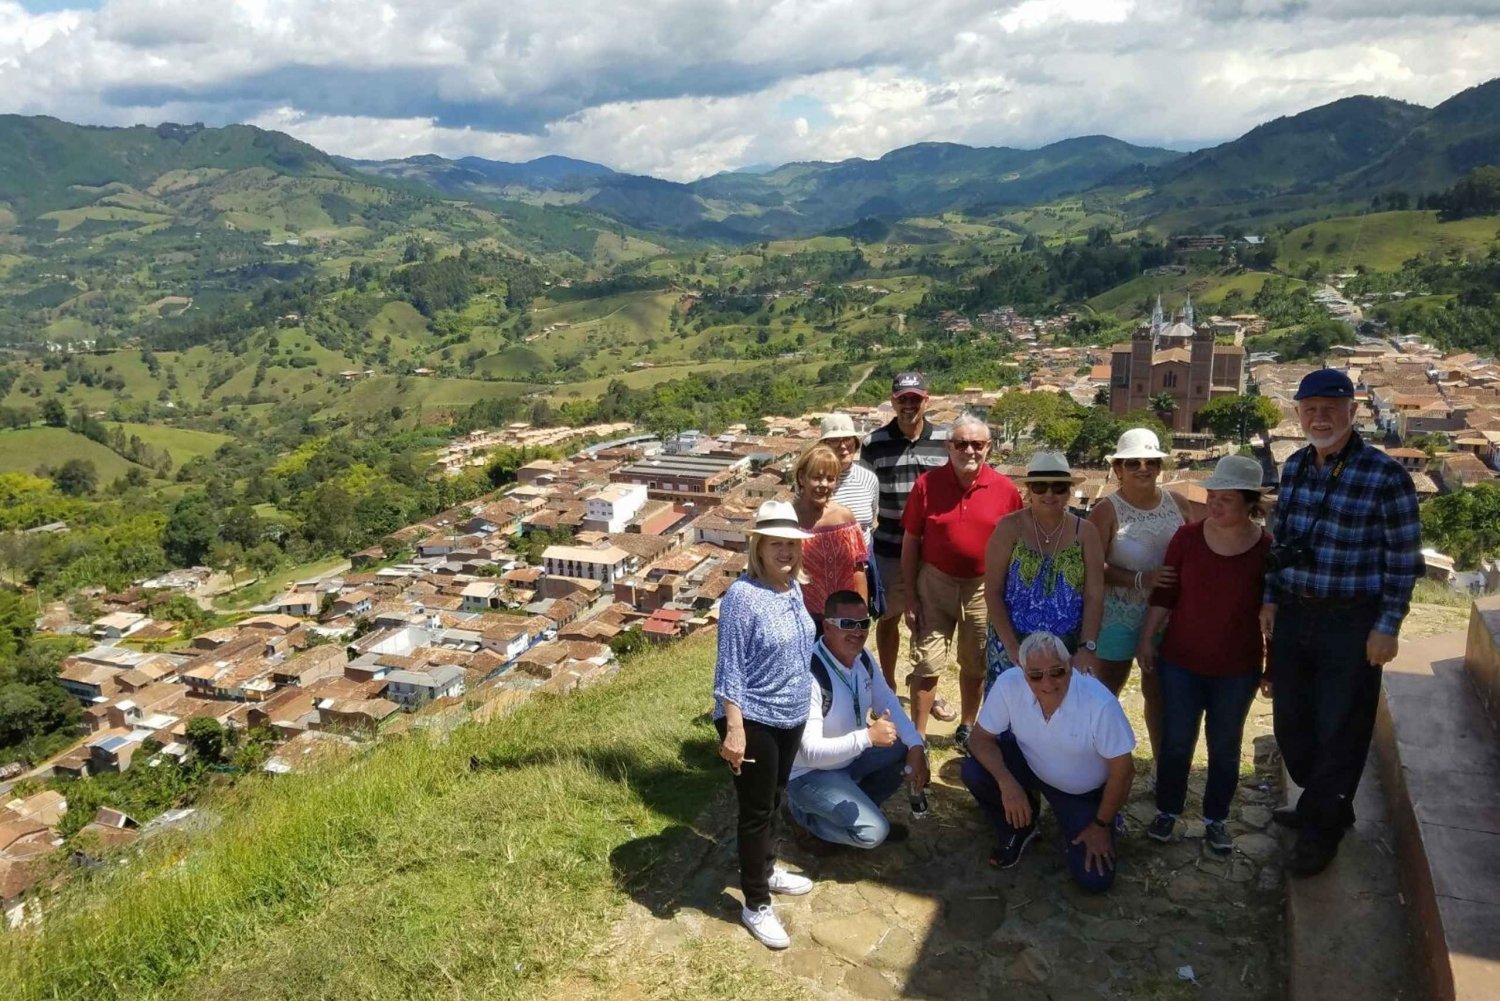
[{"x1": 1108, "y1": 295, "x2": 1247, "y2": 432}]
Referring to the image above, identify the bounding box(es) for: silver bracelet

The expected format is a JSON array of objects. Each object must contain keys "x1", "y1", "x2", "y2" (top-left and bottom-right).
[{"x1": 1134, "y1": 570, "x2": 1144, "y2": 591}]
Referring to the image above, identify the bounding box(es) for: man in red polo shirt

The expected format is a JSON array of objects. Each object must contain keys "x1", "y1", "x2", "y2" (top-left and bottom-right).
[{"x1": 901, "y1": 412, "x2": 1022, "y2": 740}]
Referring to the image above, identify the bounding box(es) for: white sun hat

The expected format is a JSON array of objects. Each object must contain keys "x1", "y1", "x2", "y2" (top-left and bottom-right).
[
  {"x1": 1201, "y1": 454, "x2": 1269, "y2": 492},
  {"x1": 749, "y1": 500, "x2": 815, "y2": 540},
  {"x1": 1014, "y1": 451, "x2": 1085, "y2": 485},
  {"x1": 819, "y1": 413, "x2": 858, "y2": 440},
  {"x1": 1106, "y1": 427, "x2": 1170, "y2": 462}
]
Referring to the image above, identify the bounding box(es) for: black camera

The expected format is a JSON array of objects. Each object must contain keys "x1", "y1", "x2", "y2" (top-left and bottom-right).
[{"x1": 1265, "y1": 540, "x2": 1313, "y2": 573}]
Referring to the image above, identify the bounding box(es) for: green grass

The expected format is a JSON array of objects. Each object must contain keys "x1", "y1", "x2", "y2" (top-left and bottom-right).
[
  {"x1": 1277, "y1": 211, "x2": 1500, "y2": 274},
  {"x1": 214, "y1": 553, "x2": 350, "y2": 611},
  {"x1": 0, "y1": 636, "x2": 785, "y2": 1001},
  {"x1": 1086, "y1": 269, "x2": 1281, "y2": 320},
  {"x1": 0, "y1": 426, "x2": 149, "y2": 482},
  {"x1": 109, "y1": 423, "x2": 232, "y2": 464}
]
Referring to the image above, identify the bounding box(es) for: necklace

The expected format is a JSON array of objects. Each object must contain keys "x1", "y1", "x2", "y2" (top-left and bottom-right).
[{"x1": 1032, "y1": 510, "x2": 1066, "y2": 547}]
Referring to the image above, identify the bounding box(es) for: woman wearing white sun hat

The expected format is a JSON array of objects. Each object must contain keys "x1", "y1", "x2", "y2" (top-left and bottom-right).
[
  {"x1": 1086, "y1": 427, "x2": 1192, "y2": 761},
  {"x1": 712, "y1": 500, "x2": 818, "y2": 950},
  {"x1": 1136, "y1": 454, "x2": 1272, "y2": 856}
]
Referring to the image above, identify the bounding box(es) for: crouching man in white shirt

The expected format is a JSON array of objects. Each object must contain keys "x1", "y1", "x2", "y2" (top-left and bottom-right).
[
  {"x1": 961, "y1": 631, "x2": 1135, "y2": 891},
  {"x1": 786, "y1": 590, "x2": 930, "y2": 849}
]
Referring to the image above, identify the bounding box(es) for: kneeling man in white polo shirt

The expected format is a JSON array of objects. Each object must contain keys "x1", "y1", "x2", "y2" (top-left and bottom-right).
[{"x1": 960, "y1": 631, "x2": 1135, "y2": 892}]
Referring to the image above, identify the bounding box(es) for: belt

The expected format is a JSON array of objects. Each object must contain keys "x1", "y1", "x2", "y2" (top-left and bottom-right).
[{"x1": 1278, "y1": 591, "x2": 1379, "y2": 608}]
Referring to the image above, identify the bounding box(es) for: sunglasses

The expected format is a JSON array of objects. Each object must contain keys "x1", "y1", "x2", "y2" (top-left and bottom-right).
[
  {"x1": 950, "y1": 440, "x2": 989, "y2": 452},
  {"x1": 1120, "y1": 458, "x2": 1162, "y2": 471},
  {"x1": 827, "y1": 616, "x2": 871, "y2": 631},
  {"x1": 1024, "y1": 666, "x2": 1070, "y2": 682},
  {"x1": 1028, "y1": 481, "x2": 1071, "y2": 495}
]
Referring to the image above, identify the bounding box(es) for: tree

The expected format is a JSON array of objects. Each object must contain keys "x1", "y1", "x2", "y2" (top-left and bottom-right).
[
  {"x1": 609, "y1": 628, "x2": 651, "y2": 660},
  {"x1": 1421, "y1": 481, "x2": 1500, "y2": 568},
  {"x1": 163, "y1": 492, "x2": 219, "y2": 567},
  {"x1": 1149, "y1": 393, "x2": 1177, "y2": 423},
  {"x1": 184, "y1": 717, "x2": 228, "y2": 764},
  {"x1": 1195, "y1": 395, "x2": 1282, "y2": 442},
  {"x1": 0, "y1": 589, "x2": 32, "y2": 659},
  {"x1": 52, "y1": 458, "x2": 98, "y2": 497},
  {"x1": 41, "y1": 398, "x2": 67, "y2": 428},
  {"x1": 247, "y1": 541, "x2": 283, "y2": 577}
]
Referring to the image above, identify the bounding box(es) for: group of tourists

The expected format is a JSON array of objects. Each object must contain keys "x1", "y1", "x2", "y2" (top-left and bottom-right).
[{"x1": 711, "y1": 369, "x2": 1421, "y2": 950}]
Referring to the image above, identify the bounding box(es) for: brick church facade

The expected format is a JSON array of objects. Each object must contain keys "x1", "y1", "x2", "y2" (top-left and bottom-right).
[{"x1": 1109, "y1": 297, "x2": 1247, "y2": 432}]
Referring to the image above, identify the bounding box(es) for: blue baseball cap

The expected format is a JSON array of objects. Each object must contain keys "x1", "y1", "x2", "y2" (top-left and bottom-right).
[{"x1": 1293, "y1": 369, "x2": 1355, "y2": 400}]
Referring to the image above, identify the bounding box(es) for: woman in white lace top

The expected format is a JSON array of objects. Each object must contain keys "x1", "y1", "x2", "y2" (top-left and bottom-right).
[{"x1": 1086, "y1": 428, "x2": 1192, "y2": 761}]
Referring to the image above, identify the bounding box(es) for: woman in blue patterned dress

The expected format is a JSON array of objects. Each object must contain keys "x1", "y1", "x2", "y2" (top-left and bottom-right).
[{"x1": 983, "y1": 453, "x2": 1105, "y2": 695}]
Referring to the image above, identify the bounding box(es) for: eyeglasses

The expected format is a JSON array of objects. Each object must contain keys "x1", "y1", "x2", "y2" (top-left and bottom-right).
[
  {"x1": 1024, "y1": 666, "x2": 1069, "y2": 682},
  {"x1": 1120, "y1": 458, "x2": 1163, "y2": 471},
  {"x1": 949, "y1": 440, "x2": 989, "y2": 452},
  {"x1": 827, "y1": 617, "x2": 871, "y2": 631},
  {"x1": 1028, "y1": 481, "x2": 1071, "y2": 495}
]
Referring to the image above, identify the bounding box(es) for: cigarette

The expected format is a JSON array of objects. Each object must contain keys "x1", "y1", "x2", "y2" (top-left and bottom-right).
[{"x1": 740, "y1": 758, "x2": 757, "y2": 764}]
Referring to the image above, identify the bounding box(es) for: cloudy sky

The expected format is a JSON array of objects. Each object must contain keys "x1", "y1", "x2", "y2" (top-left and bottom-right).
[{"x1": 3, "y1": 0, "x2": 1498, "y2": 181}]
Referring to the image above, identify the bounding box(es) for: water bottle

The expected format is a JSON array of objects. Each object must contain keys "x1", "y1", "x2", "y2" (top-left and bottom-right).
[{"x1": 906, "y1": 765, "x2": 929, "y2": 819}]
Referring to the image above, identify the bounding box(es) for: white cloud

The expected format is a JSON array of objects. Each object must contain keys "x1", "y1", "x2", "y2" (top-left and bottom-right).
[{"x1": 0, "y1": 0, "x2": 1497, "y2": 179}]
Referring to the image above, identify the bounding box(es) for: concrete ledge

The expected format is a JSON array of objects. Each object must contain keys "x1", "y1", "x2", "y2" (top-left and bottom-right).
[
  {"x1": 1375, "y1": 630, "x2": 1500, "y2": 1001},
  {"x1": 1283, "y1": 753, "x2": 1419, "y2": 1001},
  {"x1": 1466, "y1": 596, "x2": 1500, "y2": 729}
]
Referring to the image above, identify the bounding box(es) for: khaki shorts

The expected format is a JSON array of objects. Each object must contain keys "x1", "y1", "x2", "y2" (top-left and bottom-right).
[
  {"x1": 909, "y1": 563, "x2": 988, "y2": 683},
  {"x1": 875, "y1": 552, "x2": 909, "y2": 620}
]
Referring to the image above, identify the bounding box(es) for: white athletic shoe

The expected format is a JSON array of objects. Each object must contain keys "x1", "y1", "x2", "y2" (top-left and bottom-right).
[
  {"x1": 768, "y1": 866, "x2": 814, "y2": 895},
  {"x1": 741, "y1": 903, "x2": 791, "y2": 949}
]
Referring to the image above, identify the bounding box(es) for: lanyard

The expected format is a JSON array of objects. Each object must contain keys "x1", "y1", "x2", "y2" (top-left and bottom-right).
[
  {"x1": 816, "y1": 645, "x2": 863, "y2": 719},
  {"x1": 1280, "y1": 435, "x2": 1357, "y2": 538}
]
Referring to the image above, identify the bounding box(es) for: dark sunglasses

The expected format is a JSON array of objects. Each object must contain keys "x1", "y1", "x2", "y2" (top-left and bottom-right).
[
  {"x1": 1120, "y1": 458, "x2": 1162, "y2": 471},
  {"x1": 827, "y1": 616, "x2": 872, "y2": 631},
  {"x1": 949, "y1": 440, "x2": 989, "y2": 452},
  {"x1": 1028, "y1": 481, "x2": 1071, "y2": 495},
  {"x1": 1024, "y1": 666, "x2": 1069, "y2": 682}
]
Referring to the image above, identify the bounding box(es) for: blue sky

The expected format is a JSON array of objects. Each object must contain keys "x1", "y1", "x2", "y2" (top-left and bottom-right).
[{"x1": 1, "y1": 0, "x2": 1497, "y2": 180}]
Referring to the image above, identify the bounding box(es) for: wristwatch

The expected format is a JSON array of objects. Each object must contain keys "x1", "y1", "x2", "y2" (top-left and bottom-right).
[
  {"x1": 1082, "y1": 640, "x2": 1098, "y2": 652},
  {"x1": 1092, "y1": 816, "x2": 1111, "y2": 829}
]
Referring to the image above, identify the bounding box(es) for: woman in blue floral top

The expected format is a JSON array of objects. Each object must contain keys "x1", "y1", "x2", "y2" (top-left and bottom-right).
[{"x1": 983, "y1": 453, "x2": 1105, "y2": 695}]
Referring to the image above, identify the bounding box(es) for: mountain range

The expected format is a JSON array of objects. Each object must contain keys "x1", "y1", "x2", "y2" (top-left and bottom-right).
[{"x1": 0, "y1": 76, "x2": 1496, "y2": 253}]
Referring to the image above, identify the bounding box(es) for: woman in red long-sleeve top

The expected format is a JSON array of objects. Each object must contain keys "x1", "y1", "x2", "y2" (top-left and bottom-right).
[{"x1": 1136, "y1": 455, "x2": 1272, "y2": 856}]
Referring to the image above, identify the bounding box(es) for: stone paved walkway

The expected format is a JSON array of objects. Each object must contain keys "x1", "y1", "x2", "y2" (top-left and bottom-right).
[{"x1": 601, "y1": 675, "x2": 1289, "y2": 1000}]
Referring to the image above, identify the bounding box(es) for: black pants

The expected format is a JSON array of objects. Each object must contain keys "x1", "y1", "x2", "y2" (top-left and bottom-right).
[
  {"x1": 716, "y1": 716, "x2": 805, "y2": 909},
  {"x1": 1270, "y1": 596, "x2": 1383, "y2": 841}
]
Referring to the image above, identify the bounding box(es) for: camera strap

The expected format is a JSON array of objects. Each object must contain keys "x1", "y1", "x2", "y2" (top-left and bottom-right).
[{"x1": 1279, "y1": 434, "x2": 1358, "y2": 540}]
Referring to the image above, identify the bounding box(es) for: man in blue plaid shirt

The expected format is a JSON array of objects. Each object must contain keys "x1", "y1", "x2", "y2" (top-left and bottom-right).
[{"x1": 1260, "y1": 368, "x2": 1421, "y2": 877}]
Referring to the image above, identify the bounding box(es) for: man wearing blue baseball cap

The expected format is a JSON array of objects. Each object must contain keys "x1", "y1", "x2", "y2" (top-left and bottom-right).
[{"x1": 1261, "y1": 367, "x2": 1421, "y2": 877}]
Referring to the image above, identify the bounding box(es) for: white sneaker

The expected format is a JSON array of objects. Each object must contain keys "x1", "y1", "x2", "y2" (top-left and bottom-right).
[
  {"x1": 741, "y1": 903, "x2": 791, "y2": 949},
  {"x1": 768, "y1": 866, "x2": 813, "y2": 895}
]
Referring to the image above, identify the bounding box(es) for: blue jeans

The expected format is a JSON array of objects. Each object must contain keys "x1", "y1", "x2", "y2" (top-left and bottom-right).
[
  {"x1": 960, "y1": 732, "x2": 1116, "y2": 893},
  {"x1": 1154, "y1": 661, "x2": 1260, "y2": 822},
  {"x1": 786, "y1": 741, "x2": 908, "y2": 848}
]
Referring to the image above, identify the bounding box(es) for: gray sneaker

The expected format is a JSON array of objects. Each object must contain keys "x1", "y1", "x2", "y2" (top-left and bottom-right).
[
  {"x1": 1204, "y1": 820, "x2": 1233, "y2": 855},
  {"x1": 1146, "y1": 812, "x2": 1176, "y2": 843}
]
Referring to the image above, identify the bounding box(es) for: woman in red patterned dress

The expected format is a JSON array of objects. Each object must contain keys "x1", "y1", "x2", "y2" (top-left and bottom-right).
[{"x1": 792, "y1": 444, "x2": 869, "y2": 630}]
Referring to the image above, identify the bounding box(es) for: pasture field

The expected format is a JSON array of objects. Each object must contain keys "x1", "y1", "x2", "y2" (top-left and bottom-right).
[
  {"x1": 1277, "y1": 211, "x2": 1500, "y2": 274},
  {"x1": 0, "y1": 427, "x2": 149, "y2": 482}
]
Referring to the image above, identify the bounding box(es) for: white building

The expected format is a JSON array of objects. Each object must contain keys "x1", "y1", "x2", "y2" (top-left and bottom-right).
[
  {"x1": 383, "y1": 665, "x2": 466, "y2": 709},
  {"x1": 583, "y1": 483, "x2": 648, "y2": 533},
  {"x1": 542, "y1": 544, "x2": 634, "y2": 585}
]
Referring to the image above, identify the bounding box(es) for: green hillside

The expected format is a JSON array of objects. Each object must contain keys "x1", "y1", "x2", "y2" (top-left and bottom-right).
[
  {"x1": 0, "y1": 426, "x2": 151, "y2": 482},
  {"x1": 0, "y1": 637, "x2": 779, "y2": 1001},
  {"x1": 1276, "y1": 211, "x2": 1500, "y2": 273}
]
